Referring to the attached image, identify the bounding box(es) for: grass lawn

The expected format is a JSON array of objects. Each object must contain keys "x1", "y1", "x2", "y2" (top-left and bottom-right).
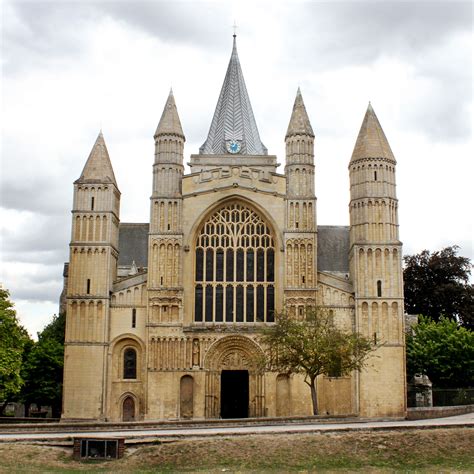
[{"x1": 0, "y1": 427, "x2": 472, "y2": 472}]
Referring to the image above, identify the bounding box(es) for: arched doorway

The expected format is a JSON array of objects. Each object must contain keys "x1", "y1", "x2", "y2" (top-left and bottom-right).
[
  {"x1": 221, "y1": 370, "x2": 249, "y2": 418},
  {"x1": 122, "y1": 396, "x2": 135, "y2": 422},
  {"x1": 204, "y1": 335, "x2": 265, "y2": 419},
  {"x1": 180, "y1": 375, "x2": 194, "y2": 419}
]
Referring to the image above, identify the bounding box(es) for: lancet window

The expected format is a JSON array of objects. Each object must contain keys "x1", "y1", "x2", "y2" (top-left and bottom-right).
[{"x1": 194, "y1": 203, "x2": 275, "y2": 323}]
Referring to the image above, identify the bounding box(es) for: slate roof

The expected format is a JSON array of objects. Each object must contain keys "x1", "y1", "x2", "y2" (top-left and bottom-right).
[
  {"x1": 118, "y1": 223, "x2": 149, "y2": 267},
  {"x1": 317, "y1": 225, "x2": 350, "y2": 273},
  {"x1": 199, "y1": 35, "x2": 267, "y2": 155},
  {"x1": 117, "y1": 223, "x2": 350, "y2": 273}
]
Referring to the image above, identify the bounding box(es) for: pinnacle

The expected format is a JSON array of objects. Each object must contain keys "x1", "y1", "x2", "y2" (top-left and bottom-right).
[
  {"x1": 77, "y1": 131, "x2": 117, "y2": 186},
  {"x1": 154, "y1": 89, "x2": 185, "y2": 139},
  {"x1": 285, "y1": 88, "x2": 314, "y2": 139},
  {"x1": 350, "y1": 103, "x2": 395, "y2": 163}
]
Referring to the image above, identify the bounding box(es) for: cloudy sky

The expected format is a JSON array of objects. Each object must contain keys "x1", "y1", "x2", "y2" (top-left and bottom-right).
[{"x1": 1, "y1": 0, "x2": 472, "y2": 337}]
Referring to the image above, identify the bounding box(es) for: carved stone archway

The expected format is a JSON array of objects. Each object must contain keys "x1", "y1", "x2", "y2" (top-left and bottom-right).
[{"x1": 203, "y1": 335, "x2": 265, "y2": 418}]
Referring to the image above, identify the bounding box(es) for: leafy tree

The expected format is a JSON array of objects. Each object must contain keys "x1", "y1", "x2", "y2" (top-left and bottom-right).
[
  {"x1": 0, "y1": 289, "x2": 31, "y2": 414},
  {"x1": 21, "y1": 313, "x2": 65, "y2": 417},
  {"x1": 404, "y1": 246, "x2": 474, "y2": 329},
  {"x1": 406, "y1": 315, "x2": 474, "y2": 388},
  {"x1": 260, "y1": 308, "x2": 373, "y2": 415}
]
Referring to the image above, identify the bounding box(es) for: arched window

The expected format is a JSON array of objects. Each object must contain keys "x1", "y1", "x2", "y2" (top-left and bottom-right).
[
  {"x1": 194, "y1": 203, "x2": 275, "y2": 323},
  {"x1": 123, "y1": 348, "x2": 137, "y2": 379}
]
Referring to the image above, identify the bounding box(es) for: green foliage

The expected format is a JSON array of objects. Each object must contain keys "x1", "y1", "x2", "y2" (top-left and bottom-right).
[
  {"x1": 404, "y1": 246, "x2": 474, "y2": 329},
  {"x1": 20, "y1": 313, "x2": 65, "y2": 417},
  {"x1": 0, "y1": 289, "x2": 31, "y2": 404},
  {"x1": 406, "y1": 315, "x2": 474, "y2": 388},
  {"x1": 260, "y1": 307, "x2": 373, "y2": 414}
]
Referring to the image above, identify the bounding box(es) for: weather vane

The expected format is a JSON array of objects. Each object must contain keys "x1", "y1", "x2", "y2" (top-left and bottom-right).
[{"x1": 233, "y1": 21, "x2": 238, "y2": 37}]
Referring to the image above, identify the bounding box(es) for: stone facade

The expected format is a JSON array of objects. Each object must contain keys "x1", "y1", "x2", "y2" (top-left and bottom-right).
[{"x1": 62, "y1": 37, "x2": 406, "y2": 422}]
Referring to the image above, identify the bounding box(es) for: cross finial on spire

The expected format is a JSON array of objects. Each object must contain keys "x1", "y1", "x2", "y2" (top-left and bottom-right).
[{"x1": 233, "y1": 20, "x2": 238, "y2": 38}]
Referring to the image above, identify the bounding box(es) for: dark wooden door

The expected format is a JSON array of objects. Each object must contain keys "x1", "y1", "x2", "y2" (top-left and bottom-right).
[{"x1": 122, "y1": 396, "x2": 135, "y2": 422}]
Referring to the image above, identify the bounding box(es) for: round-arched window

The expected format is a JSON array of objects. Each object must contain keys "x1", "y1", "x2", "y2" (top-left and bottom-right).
[
  {"x1": 194, "y1": 203, "x2": 275, "y2": 323},
  {"x1": 123, "y1": 348, "x2": 137, "y2": 379}
]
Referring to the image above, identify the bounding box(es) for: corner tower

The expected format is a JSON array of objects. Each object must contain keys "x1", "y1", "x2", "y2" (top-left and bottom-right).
[
  {"x1": 63, "y1": 132, "x2": 120, "y2": 420},
  {"x1": 348, "y1": 103, "x2": 405, "y2": 417},
  {"x1": 147, "y1": 90, "x2": 185, "y2": 325},
  {"x1": 284, "y1": 88, "x2": 317, "y2": 314}
]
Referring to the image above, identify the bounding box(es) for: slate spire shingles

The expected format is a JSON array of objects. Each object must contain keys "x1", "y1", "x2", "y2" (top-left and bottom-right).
[
  {"x1": 351, "y1": 102, "x2": 396, "y2": 163},
  {"x1": 77, "y1": 131, "x2": 118, "y2": 185},
  {"x1": 199, "y1": 35, "x2": 267, "y2": 155}
]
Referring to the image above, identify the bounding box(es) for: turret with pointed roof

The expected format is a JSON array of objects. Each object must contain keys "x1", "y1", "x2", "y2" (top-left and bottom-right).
[
  {"x1": 76, "y1": 131, "x2": 118, "y2": 186},
  {"x1": 148, "y1": 89, "x2": 185, "y2": 291},
  {"x1": 348, "y1": 103, "x2": 404, "y2": 418},
  {"x1": 64, "y1": 131, "x2": 121, "y2": 418},
  {"x1": 283, "y1": 88, "x2": 318, "y2": 301},
  {"x1": 199, "y1": 35, "x2": 267, "y2": 155},
  {"x1": 285, "y1": 88, "x2": 315, "y2": 197}
]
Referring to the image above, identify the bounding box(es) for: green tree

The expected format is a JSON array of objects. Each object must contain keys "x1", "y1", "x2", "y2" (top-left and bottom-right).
[
  {"x1": 260, "y1": 308, "x2": 374, "y2": 415},
  {"x1": 21, "y1": 313, "x2": 65, "y2": 417},
  {"x1": 0, "y1": 289, "x2": 31, "y2": 414},
  {"x1": 406, "y1": 316, "x2": 474, "y2": 388},
  {"x1": 404, "y1": 246, "x2": 474, "y2": 329}
]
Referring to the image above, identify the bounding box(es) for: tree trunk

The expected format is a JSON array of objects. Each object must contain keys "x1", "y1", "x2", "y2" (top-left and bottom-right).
[{"x1": 310, "y1": 376, "x2": 318, "y2": 415}]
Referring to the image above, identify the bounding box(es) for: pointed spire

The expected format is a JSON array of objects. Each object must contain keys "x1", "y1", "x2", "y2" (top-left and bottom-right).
[
  {"x1": 77, "y1": 131, "x2": 117, "y2": 185},
  {"x1": 286, "y1": 87, "x2": 314, "y2": 139},
  {"x1": 154, "y1": 89, "x2": 185, "y2": 139},
  {"x1": 351, "y1": 103, "x2": 395, "y2": 163},
  {"x1": 200, "y1": 35, "x2": 267, "y2": 155}
]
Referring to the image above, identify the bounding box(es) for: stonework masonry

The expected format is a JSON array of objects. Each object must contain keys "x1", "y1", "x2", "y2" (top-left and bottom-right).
[{"x1": 61, "y1": 36, "x2": 406, "y2": 422}]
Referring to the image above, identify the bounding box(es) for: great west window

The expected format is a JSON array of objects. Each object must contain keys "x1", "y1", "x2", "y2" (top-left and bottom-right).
[{"x1": 194, "y1": 203, "x2": 275, "y2": 323}]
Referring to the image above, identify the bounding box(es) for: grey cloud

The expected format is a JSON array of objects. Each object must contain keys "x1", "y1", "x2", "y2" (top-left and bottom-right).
[
  {"x1": 1, "y1": 212, "x2": 69, "y2": 255},
  {"x1": 4, "y1": 2, "x2": 96, "y2": 74},
  {"x1": 282, "y1": 2, "x2": 471, "y2": 71},
  {"x1": 0, "y1": 179, "x2": 72, "y2": 215},
  {"x1": 279, "y1": 2, "x2": 472, "y2": 142},
  {"x1": 5, "y1": 1, "x2": 231, "y2": 75},
  {"x1": 96, "y1": 2, "x2": 231, "y2": 50},
  {"x1": 8, "y1": 277, "x2": 62, "y2": 304},
  {"x1": 2, "y1": 260, "x2": 63, "y2": 304}
]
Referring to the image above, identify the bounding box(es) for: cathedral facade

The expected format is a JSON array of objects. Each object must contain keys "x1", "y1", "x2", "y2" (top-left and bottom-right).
[{"x1": 62, "y1": 36, "x2": 406, "y2": 421}]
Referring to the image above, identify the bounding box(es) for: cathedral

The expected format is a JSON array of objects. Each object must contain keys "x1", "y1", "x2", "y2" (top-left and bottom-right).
[{"x1": 62, "y1": 35, "x2": 406, "y2": 421}]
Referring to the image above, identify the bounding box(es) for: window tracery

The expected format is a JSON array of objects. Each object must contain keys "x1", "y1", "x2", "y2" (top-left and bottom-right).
[{"x1": 194, "y1": 203, "x2": 275, "y2": 323}]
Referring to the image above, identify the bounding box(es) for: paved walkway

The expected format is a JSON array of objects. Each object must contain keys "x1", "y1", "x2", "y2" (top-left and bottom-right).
[{"x1": 0, "y1": 413, "x2": 472, "y2": 443}]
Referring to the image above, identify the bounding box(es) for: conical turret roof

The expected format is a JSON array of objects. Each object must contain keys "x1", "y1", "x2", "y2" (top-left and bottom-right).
[
  {"x1": 351, "y1": 103, "x2": 395, "y2": 163},
  {"x1": 77, "y1": 131, "x2": 117, "y2": 185},
  {"x1": 286, "y1": 87, "x2": 314, "y2": 139},
  {"x1": 200, "y1": 35, "x2": 267, "y2": 155},
  {"x1": 154, "y1": 89, "x2": 185, "y2": 139}
]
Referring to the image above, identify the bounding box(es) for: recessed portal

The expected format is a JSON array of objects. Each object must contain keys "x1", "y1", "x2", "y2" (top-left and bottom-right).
[{"x1": 220, "y1": 370, "x2": 249, "y2": 418}]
